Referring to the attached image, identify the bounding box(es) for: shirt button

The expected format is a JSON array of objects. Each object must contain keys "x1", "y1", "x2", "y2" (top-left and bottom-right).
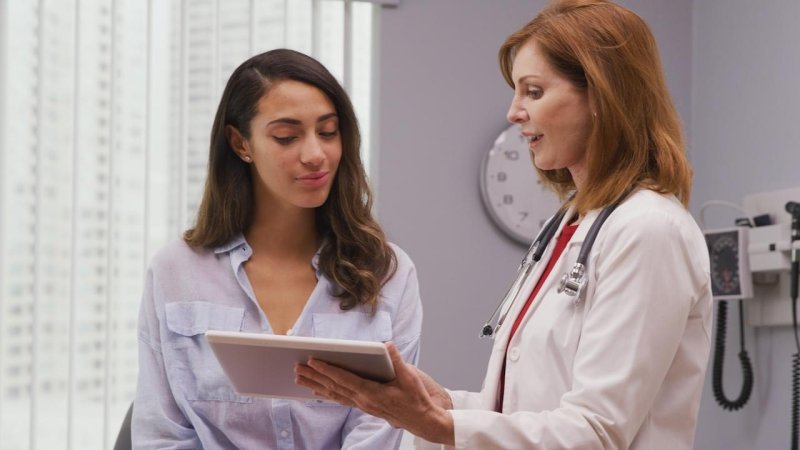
[
  {"x1": 280, "y1": 430, "x2": 289, "y2": 438},
  {"x1": 508, "y1": 347, "x2": 520, "y2": 361}
]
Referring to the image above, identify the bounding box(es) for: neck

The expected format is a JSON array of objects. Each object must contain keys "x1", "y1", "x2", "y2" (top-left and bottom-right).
[
  {"x1": 568, "y1": 161, "x2": 587, "y2": 225},
  {"x1": 246, "y1": 200, "x2": 320, "y2": 259},
  {"x1": 569, "y1": 164, "x2": 587, "y2": 192}
]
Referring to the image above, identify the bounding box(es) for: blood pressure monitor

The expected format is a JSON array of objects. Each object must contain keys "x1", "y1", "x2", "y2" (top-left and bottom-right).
[
  {"x1": 479, "y1": 124, "x2": 561, "y2": 245},
  {"x1": 704, "y1": 227, "x2": 753, "y2": 300}
]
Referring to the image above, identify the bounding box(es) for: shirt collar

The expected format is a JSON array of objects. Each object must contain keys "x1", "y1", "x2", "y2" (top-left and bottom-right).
[
  {"x1": 213, "y1": 233, "x2": 246, "y2": 255},
  {"x1": 214, "y1": 232, "x2": 325, "y2": 275},
  {"x1": 311, "y1": 238, "x2": 327, "y2": 275}
]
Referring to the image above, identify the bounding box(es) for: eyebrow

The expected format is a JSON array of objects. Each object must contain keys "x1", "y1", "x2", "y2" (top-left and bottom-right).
[
  {"x1": 516, "y1": 74, "x2": 542, "y2": 86},
  {"x1": 267, "y1": 112, "x2": 338, "y2": 126}
]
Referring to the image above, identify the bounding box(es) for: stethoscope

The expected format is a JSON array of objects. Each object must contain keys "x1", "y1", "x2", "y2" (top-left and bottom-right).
[{"x1": 479, "y1": 198, "x2": 622, "y2": 339}]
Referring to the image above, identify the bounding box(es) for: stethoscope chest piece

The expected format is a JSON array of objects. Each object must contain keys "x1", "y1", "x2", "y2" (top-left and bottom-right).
[{"x1": 557, "y1": 262, "x2": 587, "y2": 304}]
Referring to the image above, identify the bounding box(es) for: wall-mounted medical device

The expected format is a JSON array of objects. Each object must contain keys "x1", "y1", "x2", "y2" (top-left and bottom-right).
[
  {"x1": 742, "y1": 187, "x2": 800, "y2": 327},
  {"x1": 703, "y1": 223, "x2": 755, "y2": 411},
  {"x1": 749, "y1": 222, "x2": 792, "y2": 273},
  {"x1": 702, "y1": 187, "x2": 800, "y2": 446},
  {"x1": 705, "y1": 227, "x2": 753, "y2": 301}
]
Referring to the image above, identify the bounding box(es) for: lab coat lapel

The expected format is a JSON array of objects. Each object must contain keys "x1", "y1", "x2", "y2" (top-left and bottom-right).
[
  {"x1": 511, "y1": 208, "x2": 599, "y2": 324},
  {"x1": 485, "y1": 208, "x2": 601, "y2": 412},
  {"x1": 494, "y1": 207, "x2": 579, "y2": 344},
  {"x1": 481, "y1": 206, "x2": 586, "y2": 406}
]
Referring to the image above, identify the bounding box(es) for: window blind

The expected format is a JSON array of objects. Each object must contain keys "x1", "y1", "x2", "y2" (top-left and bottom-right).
[{"x1": 0, "y1": 0, "x2": 377, "y2": 448}]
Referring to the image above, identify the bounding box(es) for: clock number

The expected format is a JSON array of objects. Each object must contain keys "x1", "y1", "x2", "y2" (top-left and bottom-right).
[{"x1": 481, "y1": 124, "x2": 563, "y2": 246}]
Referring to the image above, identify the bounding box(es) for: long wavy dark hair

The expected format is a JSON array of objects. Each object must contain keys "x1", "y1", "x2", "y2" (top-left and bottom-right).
[{"x1": 184, "y1": 49, "x2": 396, "y2": 311}]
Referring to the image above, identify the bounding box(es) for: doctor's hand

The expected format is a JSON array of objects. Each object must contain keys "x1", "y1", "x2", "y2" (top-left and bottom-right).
[{"x1": 294, "y1": 341, "x2": 455, "y2": 446}]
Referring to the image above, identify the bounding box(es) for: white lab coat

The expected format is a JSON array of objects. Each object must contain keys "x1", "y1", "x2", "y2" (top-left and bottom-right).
[{"x1": 418, "y1": 189, "x2": 712, "y2": 450}]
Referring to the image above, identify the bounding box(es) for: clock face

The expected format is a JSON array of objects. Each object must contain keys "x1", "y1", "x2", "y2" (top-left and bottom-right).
[
  {"x1": 708, "y1": 230, "x2": 741, "y2": 296},
  {"x1": 480, "y1": 124, "x2": 562, "y2": 245}
]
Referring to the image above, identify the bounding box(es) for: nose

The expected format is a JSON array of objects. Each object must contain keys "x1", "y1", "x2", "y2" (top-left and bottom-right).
[
  {"x1": 300, "y1": 136, "x2": 325, "y2": 168},
  {"x1": 506, "y1": 96, "x2": 529, "y2": 124}
]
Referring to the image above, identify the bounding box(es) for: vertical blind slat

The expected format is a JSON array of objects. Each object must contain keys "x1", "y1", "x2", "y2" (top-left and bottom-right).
[
  {"x1": 144, "y1": 0, "x2": 153, "y2": 274},
  {"x1": 0, "y1": 0, "x2": 8, "y2": 436},
  {"x1": 311, "y1": 0, "x2": 320, "y2": 58},
  {"x1": 282, "y1": 0, "x2": 290, "y2": 47},
  {"x1": 103, "y1": 0, "x2": 118, "y2": 446},
  {"x1": 67, "y1": 0, "x2": 81, "y2": 448},
  {"x1": 343, "y1": 0, "x2": 353, "y2": 93},
  {"x1": 31, "y1": 0, "x2": 46, "y2": 447},
  {"x1": 249, "y1": 0, "x2": 255, "y2": 56},
  {"x1": 179, "y1": 0, "x2": 187, "y2": 233},
  {"x1": 212, "y1": 0, "x2": 220, "y2": 118},
  {"x1": 144, "y1": 0, "x2": 154, "y2": 269}
]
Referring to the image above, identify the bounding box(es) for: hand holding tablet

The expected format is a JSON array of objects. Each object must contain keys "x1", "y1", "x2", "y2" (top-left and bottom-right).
[{"x1": 205, "y1": 330, "x2": 395, "y2": 401}]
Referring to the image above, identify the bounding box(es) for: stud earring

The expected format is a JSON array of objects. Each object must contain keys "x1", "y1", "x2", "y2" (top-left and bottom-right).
[{"x1": 243, "y1": 156, "x2": 252, "y2": 162}]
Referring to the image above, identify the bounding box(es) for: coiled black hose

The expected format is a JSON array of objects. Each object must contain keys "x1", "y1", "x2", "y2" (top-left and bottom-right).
[
  {"x1": 792, "y1": 353, "x2": 799, "y2": 450},
  {"x1": 790, "y1": 256, "x2": 799, "y2": 450},
  {"x1": 711, "y1": 300, "x2": 753, "y2": 411}
]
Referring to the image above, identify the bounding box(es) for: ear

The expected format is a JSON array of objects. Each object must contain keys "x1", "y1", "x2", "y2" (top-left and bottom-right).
[{"x1": 226, "y1": 125, "x2": 251, "y2": 161}]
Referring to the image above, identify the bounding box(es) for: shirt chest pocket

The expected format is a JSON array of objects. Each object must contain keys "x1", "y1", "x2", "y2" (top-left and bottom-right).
[
  {"x1": 311, "y1": 311, "x2": 392, "y2": 342},
  {"x1": 163, "y1": 302, "x2": 252, "y2": 403}
]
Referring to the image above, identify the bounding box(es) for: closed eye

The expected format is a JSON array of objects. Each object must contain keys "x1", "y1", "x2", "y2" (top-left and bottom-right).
[
  {"x1": 319, "y1": 130, "x2": 339, "y2": 139},
  {"x1": 273, "y1": 136, "x2": 297, "y2": 145}
]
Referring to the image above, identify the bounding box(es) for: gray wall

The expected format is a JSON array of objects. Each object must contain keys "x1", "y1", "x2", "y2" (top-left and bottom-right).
[
  {"x1": 375, "y1": 0, "x2": 541, "y2": 390},
  {"x1": 691, "y1": 0, "x2": 800, "y2": 449},
  {"x1": 376, "y1": 1, "x2": 799, "y2": 449}
]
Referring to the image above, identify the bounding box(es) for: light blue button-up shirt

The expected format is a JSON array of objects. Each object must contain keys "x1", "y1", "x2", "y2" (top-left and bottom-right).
[{"x1": 132, "y1": 234, "x2": 423, "y2": 449}]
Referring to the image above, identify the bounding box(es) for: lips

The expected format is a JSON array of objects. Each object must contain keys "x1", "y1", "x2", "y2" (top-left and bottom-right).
[
  {"x1": 297, "y1": 171, "x2": 330, "y2": 187},
  {"x1": 521, "y1": 130, "x2": 543, "y2": 142}
]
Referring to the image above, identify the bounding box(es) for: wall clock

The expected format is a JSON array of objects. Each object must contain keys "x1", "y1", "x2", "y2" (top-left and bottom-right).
[{"x1": 479, "y1": 124, "x2": 561, "y2": 245}]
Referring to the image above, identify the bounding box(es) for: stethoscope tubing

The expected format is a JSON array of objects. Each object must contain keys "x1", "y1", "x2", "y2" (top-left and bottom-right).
[
  {"x1": 480, "y1": 195, "x2": 625, "y2": 340},
  {"x1": 480, "y1": 207, "x2": 568, "y2": 339}
]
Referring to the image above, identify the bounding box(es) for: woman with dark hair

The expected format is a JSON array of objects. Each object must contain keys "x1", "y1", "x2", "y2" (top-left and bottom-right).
[
  {"x1": 296, "y1": 1, "x2": 712, "y2": 449},
  {"x1": 132, "y1": 48, "x2": 422, "y2": 449}
]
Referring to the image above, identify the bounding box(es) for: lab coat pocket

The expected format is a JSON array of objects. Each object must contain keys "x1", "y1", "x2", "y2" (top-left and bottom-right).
[
  {"x1": 163, "y1": 301, "x2": 252, "y2": 403},
  {"x1": 311, "y1": 311, "x2": 392, "y2": 342}
]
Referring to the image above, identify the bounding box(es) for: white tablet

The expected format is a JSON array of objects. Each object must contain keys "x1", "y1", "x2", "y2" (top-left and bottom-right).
[{"x1": 205, "y1": 330, "x2": 395, "y2": 401}]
